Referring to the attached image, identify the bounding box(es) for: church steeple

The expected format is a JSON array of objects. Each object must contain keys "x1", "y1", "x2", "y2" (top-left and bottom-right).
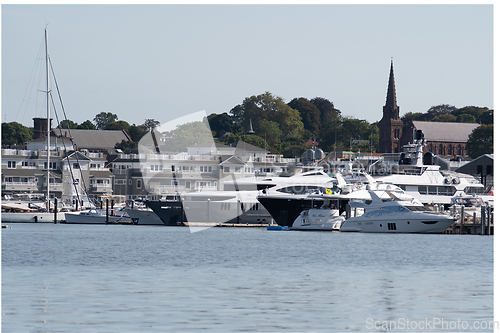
[
  {"x1": 384, "y1": 58, "x2": 398, "y2": 116},
  {"x1": 378, "y1": 59, "x2": 403, "y2": 153}
]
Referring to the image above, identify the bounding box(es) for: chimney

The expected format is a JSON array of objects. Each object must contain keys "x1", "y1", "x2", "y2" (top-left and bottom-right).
[{"x1": 33, "y1": 118, "x2": 52, "y2": 140}]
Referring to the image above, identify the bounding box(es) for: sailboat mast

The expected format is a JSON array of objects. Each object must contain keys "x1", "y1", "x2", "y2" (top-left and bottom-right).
[{"x1": 45, "y1": 28, "x2": 51, "y2": 211}]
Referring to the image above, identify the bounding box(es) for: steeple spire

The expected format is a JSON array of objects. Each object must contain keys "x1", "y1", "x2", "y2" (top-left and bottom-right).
[
  {"x1": 383, "y1": 58, "x2": 400, "y2": 120},
  {"x1": 247, "y1": 119, "x2": 255, "y2": 135},
  {"x1": 378, "y1": 58, "x2": 403, "y2": 153}
]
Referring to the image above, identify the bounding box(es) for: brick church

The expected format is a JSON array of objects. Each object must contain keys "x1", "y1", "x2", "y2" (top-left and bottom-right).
[{"x1": 377, "y1": 60, "x2": 478, "y2": 157}]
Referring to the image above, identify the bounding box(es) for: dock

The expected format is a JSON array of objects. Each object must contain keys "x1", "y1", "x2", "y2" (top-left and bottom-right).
[{"x1": 445, "y1": 205, "x2": 494, "y2": 235}]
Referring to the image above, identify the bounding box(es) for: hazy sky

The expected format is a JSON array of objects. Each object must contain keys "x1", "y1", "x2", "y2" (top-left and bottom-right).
[{"x1": 1, "y1": 4, "x2": 494, "y2": 129}]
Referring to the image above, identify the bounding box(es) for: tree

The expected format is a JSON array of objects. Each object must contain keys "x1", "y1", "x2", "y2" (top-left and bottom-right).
[
  {"x1": 128, "y1": 124, "x2": 148, "y2": 142},
  {"x1": 115, "y1": 139, "x2": 137, "y2": 153},
  {"x1": 207, "y1": 113, "x2": 234, "y2": 137},
  {"x1": 431, "y1": 114, "x2": 457, "y2": 122},
  {"x1": 280, "y1": 136, "x2": 309, "y2": 158},
  {"x1": 77, "y1": 120, "x2": 96, "y2": 130},
  {"x1": 106, "y1": 120, "x2": 131, "y2": 132},
  {"x1": 272, "y1": 106, "x2": 304, "y2": 138},
  {"x1": 255, "y1": 119, "x2": 282, "y2": 147},
  {"x1": 93, "y1": 112, "x2": 118, "y2": 130},
  {"x1": 229, "y1": 105, "x2": 245, "y2": 126},
  {"x1": 288, "y1": 98, "x2": 321, "y2": 137},
  {"x1": 426, "y1": 104, "x2": 457, "y2": 118},
  {"x1": 456, "y1": 114, "x2": 476, "y2": 123},
  {"x1": 310, "y1": 97, "x2": 340, "y2": 124},
  {"x1": 1, "y1": 122, "x2": 32, "y2": 146},
  {"x1": 401, "y1": 112, "x2": 425, "y2": 127},
  {"x1": 240, "y1": 135, "x2": 271, "y2": 153},
  {"x1": 143, "y1": 119, "x2": 161, "y2": 132},
  {"x1": 478, "y1": 110, "x2": 493, "y2": 125},
  {"x1": 57, "y1": 119, "x2": 78, "y2": 129},
  {"x1": 466, "y1": 124, "x2": 493, "y2": 159},
  {"x1": 452, "y1": 106, "x2": 493, "y2": 125},
  {"x1": 234, "y1": 91, "x2": 305, "y2": 144},
  {"x1": 162, "y1": 121, "x2": 213, "y2": 152}
]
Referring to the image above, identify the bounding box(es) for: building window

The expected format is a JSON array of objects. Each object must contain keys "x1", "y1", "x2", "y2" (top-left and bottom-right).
[
  {"x1": 129, "y1": 179, "x2": 132, "y2": 185},
  {"x1": 223, "y1": 166, "x2": 230, "y2": 173},
  {"x1": 7, "y1": 161, "x2": 16, "y2": 169},
  {"x1": 150, "y1": 165, "x2": 162, "y2": 172},
  {"x1": 200, "y1": 166, "x2": 212, "y2": 173},
  {"x1": 137, "y1": 179, "x2": 142, "y2": 189}
]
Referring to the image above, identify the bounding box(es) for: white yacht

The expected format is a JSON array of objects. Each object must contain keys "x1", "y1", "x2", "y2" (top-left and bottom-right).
[
  {"x1": 290, "y1": 179, "x2": 405, "y2": 231},
  {"x1": 371, "y1": 130, "x2": 484, "y2": 206},
  {"x1": 258, "y1": 173, "x2": 367, "y2": 227},
  {"x1": 146, "y1": 170, "x2": 336, "y2": 225},
  {"x1": 339, "y1": 188, "x2": 456, "y2": 233}
]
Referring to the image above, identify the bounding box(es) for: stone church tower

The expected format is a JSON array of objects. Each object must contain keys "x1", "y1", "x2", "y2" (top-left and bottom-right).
[{"x1": 378, "y1": 59, "x2": 403, "y2": 153}]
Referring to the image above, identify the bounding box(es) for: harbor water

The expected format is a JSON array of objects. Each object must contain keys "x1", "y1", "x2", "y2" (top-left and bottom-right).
[{"x1": 2, "y1": 223, "x2": 494, "y2": 332}]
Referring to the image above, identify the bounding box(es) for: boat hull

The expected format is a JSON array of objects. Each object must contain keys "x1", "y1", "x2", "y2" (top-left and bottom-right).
[
  {"x1": 291, "y1": 209, "x2": 344, "y2": 231},
  {"x1": 340, "y1": 213, "x2": 455, "y2": 233},
  {"x1": 146, "y1": 198, "x2": 272, "y2": 225},
  {"x1": 64, "y1": 210, "x2": 130, "y2": 224},
  {"x1": 257, "y1": 196, "x2": 327, "y2": 227},
  {"x1": 1, "y1": 212, "x2": 63, "y2": 223},
  {"x1": 125, "y1": 209, "x2": 164, "y2": 225}
]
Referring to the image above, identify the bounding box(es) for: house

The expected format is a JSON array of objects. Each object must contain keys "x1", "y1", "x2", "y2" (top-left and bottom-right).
[{"x1": 1, "y1": 148, "x2": 114, "y2": 204}]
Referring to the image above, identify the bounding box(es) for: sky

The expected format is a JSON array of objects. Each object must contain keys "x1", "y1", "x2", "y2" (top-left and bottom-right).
[{"x1": 1, "y1": 4, "x2": 494, "y2": 129}]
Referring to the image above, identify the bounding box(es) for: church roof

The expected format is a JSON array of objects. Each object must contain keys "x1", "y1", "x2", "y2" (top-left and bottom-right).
[{"x1": 412, "y1": 121, "x2": 479, "y2": 143}]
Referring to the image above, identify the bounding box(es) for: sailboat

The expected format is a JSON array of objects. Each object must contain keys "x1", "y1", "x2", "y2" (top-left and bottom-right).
[{"x1": 2, "y1": 29, "x2": 66, "y2": 223}]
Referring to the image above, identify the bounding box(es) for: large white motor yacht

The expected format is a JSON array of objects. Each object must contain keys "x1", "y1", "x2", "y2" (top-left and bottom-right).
[{"x1": 339, "y1": 187, "x2": 456, "y2": 233}]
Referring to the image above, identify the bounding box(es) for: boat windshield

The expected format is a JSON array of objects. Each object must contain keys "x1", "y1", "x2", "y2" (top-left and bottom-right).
[
  {"x1": 406, "y1": 206, "x2": 431, "y2": 212},
  {"x1": 383, "y1": 205, "x2": 411, "y2": 213}
]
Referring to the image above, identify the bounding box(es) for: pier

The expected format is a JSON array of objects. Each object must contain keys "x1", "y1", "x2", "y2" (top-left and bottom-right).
[{"x1": 445, "y1": 204, "x2": 494, "y2": 235}]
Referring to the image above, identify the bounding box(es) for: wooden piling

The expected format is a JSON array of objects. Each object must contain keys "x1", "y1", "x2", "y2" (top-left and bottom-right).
[
  {"x1": 460, "y1": 205, "x2": 464, "y2": 234},
  {"x1": 54, "y1": 198, "x2": 58, "y2": 224}
]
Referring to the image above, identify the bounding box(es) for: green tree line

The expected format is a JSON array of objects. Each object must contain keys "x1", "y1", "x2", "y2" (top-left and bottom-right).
[{"x1": 1, "y1": 96, "x2": 493, "y2": 158}]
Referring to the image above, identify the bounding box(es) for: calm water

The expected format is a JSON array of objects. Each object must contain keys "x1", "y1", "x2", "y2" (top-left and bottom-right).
[{"x1": 2, "y1": 223, "x2": 493, "y2": 332}]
